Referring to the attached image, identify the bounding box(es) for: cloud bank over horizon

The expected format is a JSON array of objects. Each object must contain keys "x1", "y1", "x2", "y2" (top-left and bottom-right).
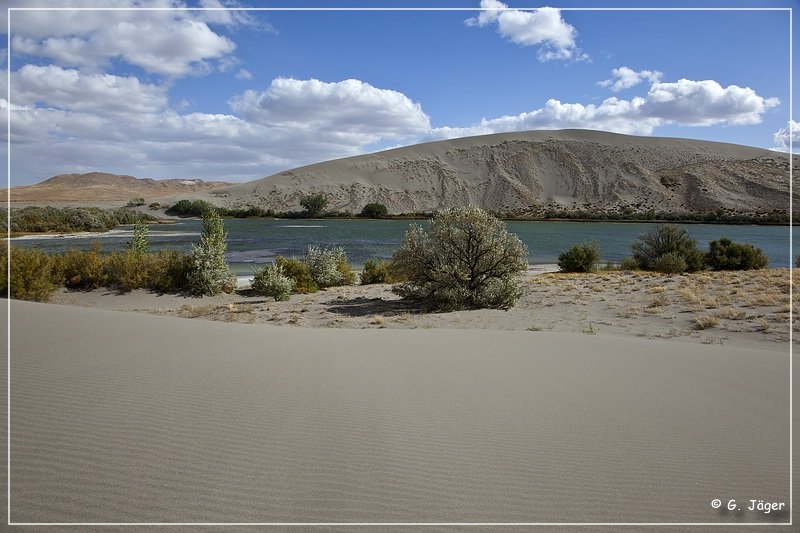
[{"x1": 0, "y1": 1, "x2": 789, "y2": 184}]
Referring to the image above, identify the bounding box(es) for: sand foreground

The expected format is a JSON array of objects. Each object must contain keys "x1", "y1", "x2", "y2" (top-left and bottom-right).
[{"x1": 5, "y1": 299, "x2": 792, "y2": 528}]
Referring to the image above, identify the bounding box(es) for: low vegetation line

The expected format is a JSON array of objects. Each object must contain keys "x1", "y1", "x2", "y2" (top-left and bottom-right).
[
  {"x1": 161, "y1": 196, "x2": 792, "y2": 225},
  {"x1": 3, "y1": 208, "x2": 789, "y2": 319},
  {"x1": 1, "y1": 206, "x2": 167, "y2": 235}
]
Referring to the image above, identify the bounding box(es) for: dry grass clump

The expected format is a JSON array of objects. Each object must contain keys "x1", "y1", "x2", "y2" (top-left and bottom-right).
[
  {"x1": 677, "y1": 286, "x2": 701, "y2": 305},
  {"x1": 677, "y1": 286, "x2": 719, "y2": 310},
  {"x1": 618, "y1": 305, "x2": 641, "y2": 319},
  {"x1": 715, "y1": 307, "x2": 747, "y2": 320},
  {"x1": 583, "y1": 323, "x2": 599, "y2": 335},
  {"x1": 755, "y1": 318, "x2": 771, "y2": 333},
  {"x1": 744, "y1": 290, "x2": 785, "y2": 308},
  {"x1": 647, "y1": 294, "x2": 669, "y2": 308},
  {"x1": 177, "y1": 302, "x2": 256, "y2": 322},
  {"x1": 178, "y1": 304, "x2": 216, "y2": 318},
  {"x1": 694, "y1": 314, "x2": 720, "y2": 330}
]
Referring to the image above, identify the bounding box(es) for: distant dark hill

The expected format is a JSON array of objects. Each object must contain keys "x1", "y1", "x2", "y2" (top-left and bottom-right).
[
  {"x1": 208, "y1": 129, "x2": 796, "y2": 217},
  {"x1": 8, "y1": 172, "x2": 232, "y2": 203}
]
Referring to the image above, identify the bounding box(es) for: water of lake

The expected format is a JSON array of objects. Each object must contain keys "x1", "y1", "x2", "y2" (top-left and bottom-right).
[{"x1": 11, "y1": 218, "x2": 793, "y2": 274}]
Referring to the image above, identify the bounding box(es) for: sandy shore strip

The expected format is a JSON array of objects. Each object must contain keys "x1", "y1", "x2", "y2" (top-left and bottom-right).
[
  {"x1": 51, "y1": 269, "x2": 795, "y2": 351},
  {"x1": 7, "y1": 299, "x2": 791, "y2": 526}
]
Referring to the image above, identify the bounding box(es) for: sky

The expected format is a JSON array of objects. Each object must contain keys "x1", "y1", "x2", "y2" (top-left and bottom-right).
[{"x1": 2, "y1": 0, "x2": 797, "y2": 185}]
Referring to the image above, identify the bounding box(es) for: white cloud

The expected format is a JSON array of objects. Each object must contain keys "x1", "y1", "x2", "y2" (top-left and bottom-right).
[
  {"x1": 8, "y1": 75, "x2": 434, "y2": 183},
  {"x1": 13, "y1": 65, "x2": 167, "y2": 114},
  {"x1": 8, "y1": 71, "x2": 781, "y2": 184},
  {"x1": 432, "y1": 77, "x2": 778, "y2": 140},
  {"x1": 772, "y1": 120, "x2": 799, "y2": 152},
  {"x1": 466, "y1": 1, "x2": 585, "y2": 62},
  {"x1": 432, "y1": 96, "x2": 657, "y2": 139},
  {"x1": 230, "y1": 78, "x2": 431, "y2": 142},
  {"x1": 598, "y1": 67, "x2": 662, "y2": 92},
  {"x1": 642, "y1": 79, "x2": 779, "y2": 125},
  {"x1": 7, "y1": 0, "x2": 238, "y2": 77}
]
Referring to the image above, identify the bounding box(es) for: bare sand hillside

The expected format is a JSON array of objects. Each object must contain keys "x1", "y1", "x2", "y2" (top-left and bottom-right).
[
  {"x1": 204, "y1": 129, "x2": 796, "y2": 216},
  {"x1": 5, "y1": 172, "x2": 232, "y2": 203}
]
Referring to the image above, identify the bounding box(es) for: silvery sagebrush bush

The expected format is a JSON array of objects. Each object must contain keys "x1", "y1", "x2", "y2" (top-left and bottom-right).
[
  {"x1": 187, "y1": 210, "x2": 235, "y2": 295},
  {"x1": 305, "y1": 244, "x2": 348, "y2": 288},
  {"x1": 252, "y1": 262, "x2": 295, "y2": 301},
  {"x1": 391, "y1": 206, "x2": 528, "y2": 310},
  {"x1": 128, "y1": 219, "x2": 149, "y2": 256}
]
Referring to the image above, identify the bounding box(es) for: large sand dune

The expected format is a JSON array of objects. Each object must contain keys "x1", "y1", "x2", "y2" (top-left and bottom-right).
[
  {"x1": 6, "y1": 300, "x2": 792, "y2": 528},
  {"x1": 208, "y1": 129, "x2": 796, "y2": 216}
]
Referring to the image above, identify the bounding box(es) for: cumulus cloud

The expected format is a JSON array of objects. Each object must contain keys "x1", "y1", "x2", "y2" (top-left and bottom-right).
[
  {"x1": 642, "y1": 79, "x2": 779, "y2": 125},
  {"x1": 8, "y1": 70, "x2": 782, "y2": 183},
  {"x1": 432, "y1": 97, "x2": 657, "y2": 139},
  {"x1": 466, "y1": 1, "x2": 585, "y2": 61},
  {"x1": 8, "y1": 73, "x2": 434, "y2": 182},
  {"x1": 432, "y1": 77, "x2": 779, "y2": 140},
  {"x1": 230, "y1": 78, "x2": 431, "y2": 141},
  {"x1": 6, "y1": 0, "x2": 238, "y2": 77},
  {"x1": 598, "y1": 67, "x2": 662, "y2": 92},
  {"x1": 772, "y1": 120, "x2": 799, "y2": 152},
  {"x1": 13, "y1": 65, "x2": 167, "y2": 114}
]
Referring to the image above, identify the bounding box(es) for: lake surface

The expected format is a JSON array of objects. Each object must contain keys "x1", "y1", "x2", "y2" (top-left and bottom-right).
[{"x1": 11, "y1": 218, "x2": 793, "y2": 274}]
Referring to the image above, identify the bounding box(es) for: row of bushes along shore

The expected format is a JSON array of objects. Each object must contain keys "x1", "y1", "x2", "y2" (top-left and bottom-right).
[
  {"x1": 1, "y1": 198, "x2": 790, "y2": 238},
  {"x1": 3, "y1": 208, "x2": 782, "y2": 313},
  {"x1": 164, "y1": 196, "x2": 791, "y2": 225}
]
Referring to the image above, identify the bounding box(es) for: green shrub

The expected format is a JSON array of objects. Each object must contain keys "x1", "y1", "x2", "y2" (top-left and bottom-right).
[
  {"x1": 361, "y1": 258, "x2": 404, "y2": 284},
  {"x1": 9, "y1": 246, "x2": 59, "y2": 301},
  {"x1": 360, "y1": 203, "x2": 389, "y2": 218},
  {"x1": 105, "y1": 249, "x2": 193, "y2": 293},
  {"x1": 558, "y1": 241, "x2": 600, "y2": 273},
  {"x1": 146, "y1": 250, "x2": 192, "y2": 293},
  {"x1": 59, "y1": 245, "x2": 108, "y2": 289},
  {"x1": 631, "y1": 224, "x2": 704, "y2": 273},
  {"x1": 105, "y1": 251, "x2": 150, "y2": 291},
  {"x1": 187, "y1": 210, "x2": 235, "y2": 295},
  {"x1": 705, "y1": 237, "x2": 768, "y2": 270},
  {"x1": 252, "y1": 262, "x2": 295, "y2": 301},
  {"x1": 299, "y1": 193, "x2": 328, "y2": 217},
  {"x1": 275, "y1": 256, "x2": 318, "y2": 293},
  {"x1": 337, "y1": 255, "x2": 357, "y2": 286},
  {"x1": 618, "y1": 257, "x2": 640, "y2": 271},
  {"x1": 9, "y1": 206, "x2": 159, "y2": 234},
  {"x1": 651, "y1": 251, "x2": 687, "y2": 274},
  {"x1": 305, "y1": 245, "x2": 353, "y2": 288},
  {"x1": 165, "y1": 199, "x2": 215, "y2": 217},
  {"x1": 391, "y1": 207, "x2": 528, "y2": 310}
]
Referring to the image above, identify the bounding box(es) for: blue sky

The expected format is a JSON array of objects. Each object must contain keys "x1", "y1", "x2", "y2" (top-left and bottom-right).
[{"x1": 2, "y1": 0, "x2": 797, "y2": 185}]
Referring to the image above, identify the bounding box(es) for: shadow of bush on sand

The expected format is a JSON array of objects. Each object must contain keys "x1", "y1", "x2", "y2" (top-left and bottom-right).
[{"x1": 324, "y1": 296, "x2": 421, "y2": 317}]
